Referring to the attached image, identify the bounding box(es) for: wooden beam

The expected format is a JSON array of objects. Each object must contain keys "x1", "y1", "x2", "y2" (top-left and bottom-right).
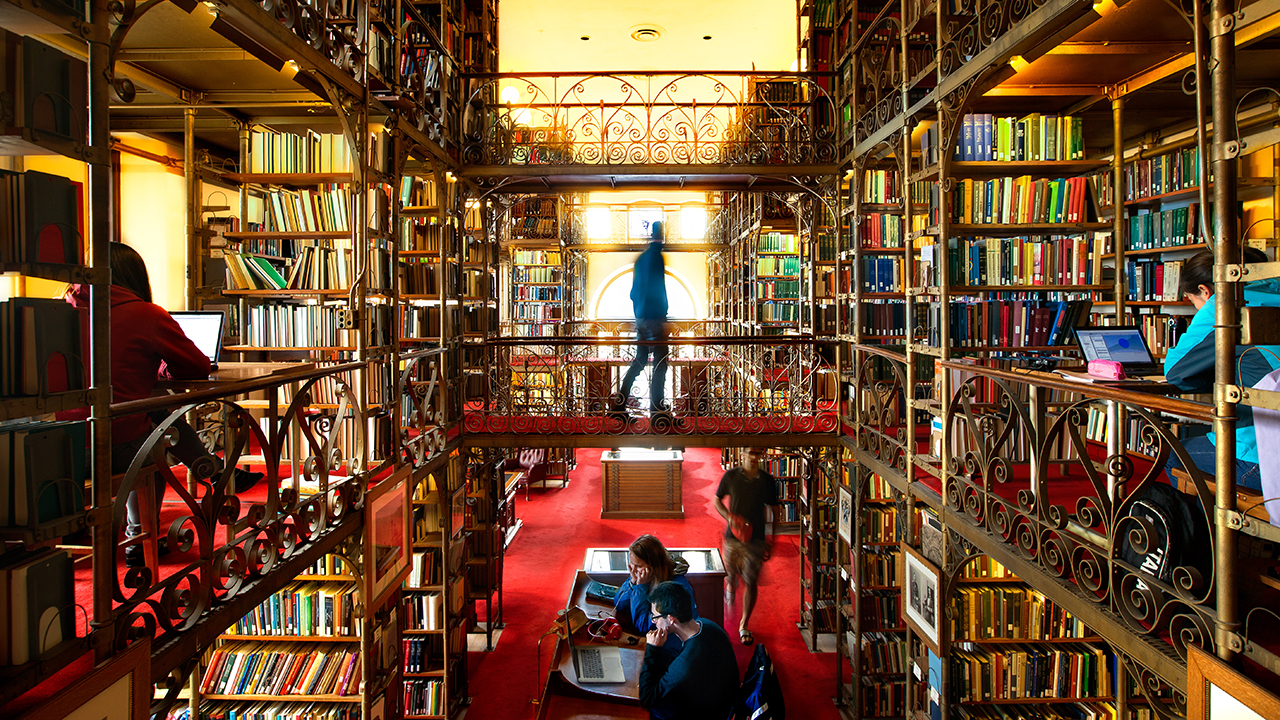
[{"x1": 464, "y1": 432, "x2": 841, "y2": 449}]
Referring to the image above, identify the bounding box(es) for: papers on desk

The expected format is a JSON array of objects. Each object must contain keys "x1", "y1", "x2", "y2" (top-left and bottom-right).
[{"x1": 1057, "y1": 370, "x2": 1166, "y2": 384}]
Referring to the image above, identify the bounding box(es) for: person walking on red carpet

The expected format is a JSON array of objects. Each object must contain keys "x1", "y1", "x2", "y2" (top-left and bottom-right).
[
  {"x1": 639, "y1": 581, "x2": 739, "y2": 720},
  {"x1": 714, "y1": 447, "x2": 781, "y2": 645}
]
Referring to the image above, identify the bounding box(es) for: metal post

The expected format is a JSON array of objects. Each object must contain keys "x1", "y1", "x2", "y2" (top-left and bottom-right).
[
  {"x1": 1112, "y1": 95, "x2": 1126, "y2": 323},
  {"x1": 1209, "y1": 0, "x2": 1240, "y2": 663},
  {"x1": 185, "y1": 106, "x2": 198, "y2": 310}
]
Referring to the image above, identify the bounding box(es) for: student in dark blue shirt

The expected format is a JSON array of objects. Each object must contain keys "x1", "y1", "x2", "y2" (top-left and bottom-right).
[
  {"x1": 613, "y1": 221, "x2": 670, "y2": 414},
  {"x1": 638, "y1": 581, "x2": 739, "y2": 720}
]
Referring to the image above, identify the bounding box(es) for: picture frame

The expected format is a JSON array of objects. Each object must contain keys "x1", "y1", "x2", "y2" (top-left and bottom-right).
[
  {"x1": 18, "y1": 638, "x2": 149, "y2": 720},
  {"x1": 837, "y1": 484, "x2": 853, "y2": 545},
  {"x1": 1187, "y1": 645, "x2": 1280, "y2": 719},
  {"x1": 364, "y1": 464, "x2": 413, "y2": 612},
  {"x1": 900, "y1": 542, "x2": 942, "y2": 654}
]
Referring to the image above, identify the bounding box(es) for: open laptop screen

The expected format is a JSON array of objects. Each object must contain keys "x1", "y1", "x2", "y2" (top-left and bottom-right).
[
  {"x1": 1075, "y1": 327, "x2": 1155, "y2": 365},
  {"x1": 171, "y1": 311, "x2": 226, "y2": 367}
]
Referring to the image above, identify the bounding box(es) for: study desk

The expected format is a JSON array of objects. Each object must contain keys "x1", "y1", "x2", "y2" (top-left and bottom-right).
[
  {"x1": 599, "y1": 449, "x2": 683, "y2": 519},
  {"x1": 537, "y1": 570, "x2": 648, "y2": 720},
  {"x1": 583, "y1": 546, "x2": 727, "y2": 628}
]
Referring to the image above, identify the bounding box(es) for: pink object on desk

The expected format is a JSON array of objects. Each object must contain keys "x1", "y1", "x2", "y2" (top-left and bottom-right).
[{"x1": 1087, "y1": 359, "x2": 1126, "y2": 380}]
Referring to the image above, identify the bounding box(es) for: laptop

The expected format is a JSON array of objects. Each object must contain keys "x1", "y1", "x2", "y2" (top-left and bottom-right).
[
  {"x1": 171, "y1": 311, "x2": 227, "y2": 370},
  {"x1": 1073, "y1": 326, "x2": 1163, "y2": 378},
  {"x1": 567, "y1": 623, "x2": 626, "y2": 683}
]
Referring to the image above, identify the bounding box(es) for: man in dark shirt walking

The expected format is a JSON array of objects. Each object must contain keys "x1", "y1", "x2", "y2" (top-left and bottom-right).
[
  {"x1": 638, "y1": 581, "x2": 739, "y2": 720},
  {"x1": 613, "y1": 221, "x2": 670, "y2": 415},
  {"x1": 715, "y1": 447, "x2": 781, "y2": 645}
]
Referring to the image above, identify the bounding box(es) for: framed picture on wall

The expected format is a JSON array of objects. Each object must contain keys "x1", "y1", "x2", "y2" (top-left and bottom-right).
[
  {"x1": 364, "y1": 464, "x2": 413, "y2": 612},
  {"x1": 900, "y1": 542, "x2": 942, "y2": 654},
  {"x1": 18, "y1": 638, "x2": 149, "y2": 720},
  {"x1": 1187, "y1": 645, "x2": 1280, "y2": 719},
  {"x1": 837, "y1": 485, "x2": 853, "y2": 545}
]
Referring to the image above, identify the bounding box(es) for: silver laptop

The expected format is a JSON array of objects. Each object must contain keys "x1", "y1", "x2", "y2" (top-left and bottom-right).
[
  {"x1": 568, "y1": 624, "x2": 625, "y2": 683},
  {"x1": 172, "y1": 311, "x2": 227, "y2": 369},
  {"x1": 1074, "y1": 326, "x2": 1163, "y2": 377}
]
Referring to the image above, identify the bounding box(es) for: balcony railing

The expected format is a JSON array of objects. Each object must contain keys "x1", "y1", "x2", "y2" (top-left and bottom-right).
[
  {"x1": 464, "y1": 335, "x2": 839, "y2": 436},
  {"x1": 461, "y1": 72, "x2": 837, "y2": 168}
]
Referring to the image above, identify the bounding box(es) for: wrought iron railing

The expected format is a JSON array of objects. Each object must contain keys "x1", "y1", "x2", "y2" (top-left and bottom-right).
[
  {"x1": 463, "y1": 336, "x2": 839, "y2": 435},
  {"x1": 460, "y1": 72, "x2": 837, "y2": 168}
]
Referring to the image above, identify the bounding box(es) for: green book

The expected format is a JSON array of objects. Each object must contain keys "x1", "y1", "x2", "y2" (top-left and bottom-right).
[{"x1": 250, "y1": 256, "x2": 289, "y2": 290}]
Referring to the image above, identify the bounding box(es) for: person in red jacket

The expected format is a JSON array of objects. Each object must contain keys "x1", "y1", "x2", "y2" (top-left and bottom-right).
[{"x1": 59, "y1": 242, "x2": 261, "y2": 566}]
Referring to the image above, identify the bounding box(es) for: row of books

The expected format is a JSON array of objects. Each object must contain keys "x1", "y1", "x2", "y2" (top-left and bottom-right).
[
  {"x1": 862, "y1": 169, "x2": 903, "y2": 205},
  {"x1": 399, "y1": 216, "x2": 457, "y2": 253},
  {"x1": 952, "y1": 586, "x2": 1096, "y2": 641},
  {"x1": 1125, "y1": 204, "x2": 1203, "y2": 250},
  {"x1": 860, "y1": 546, "x2": 899, "y2": 587},
  {"x1": 859, "y1": 212, "x2": 906, "y2": 248},
  {"x1": 228, "y1": 235, "x2": 291, "y2": 259},
  {"x1": 508, "y1": 322, "x2": 558, "y2": 336},
  {"x1": 958, "y1": 556, "x2": 1018, "y2": 580},
  {"x1": 399, "y1": 258, "x2": 442, "y2": 295},
  {"x1": 756, "y1": 279, "x2": 799, "y2": 299},
  {"x1": 813, "y1": 268, "x2": 837, "y2": 297},
  {"x1": 857, "y1": 590, "x2": 902, "y2": 630},
  {"x1": 758, "y1": 232, "x2": 799, "y2": 253},
  {"x1": 948, "y1": 235, "x2": 1107, "y2": 288},
  {"x1": 860, "y1": 675, "x2": 906, "y2": 717},
  {"x1": 1080, "y1": 407, "x2": 1171, "y2": 459},
  {"x1": 512, "y1": 286, "x2": 560, "y2": 301},
  {"x1": 804, "y1": 598, "x2": 838, "y2": 632},
  {"x1": 230, "y1": 582, "x2": 360, "y2": 638},
  {"x1": 943, "y1": 113, "x2": 1086, "y2": 163},
  {"x1": 512, "y1": 199, "x2": 557, "y2": 217},
  {"x1": 0, "y1": 170, "x2": 83, "y2": 266},
  {"x1": 511, "y1": 217, "x2": 556, "y2": 236},
  {"x1": 461, "y1": 271, "x2": 494, "y2": 298},
  {"x1": 814, "y1": 535, "x2": 838, "y2": 564},
  {"x1": 200, "y1": 641, "x2": 362, "y2": 697},
  {"x1": 0, "y1": 298, "x2": 83, "y2": 396},
  {"x1": 511, "y1": 305, "x2": 562, "y2": 322},
  {"x1": 401, "y1": 305, "x2": 453, "y2": 339},
  {"x1": 861, "y1": 257, "x2": 905, "y2": 293},
  {"x1": 513, "y1": 266, "x2": 560, "y2": 283},
  {"x1": 398, "y1": 175, "x2": 442, "y2": 208},
  {"x1": 298, "y1": 555, "x2": 354, "y2": 577},
  {"x1": 409, "y1": 549, "x2": 442, "y2": 587},
  {"x1": 923, "y1": 299, "x2": 1092, "y2": 348},
  {"x1": 816, "y1": 231, "x2": 837, "y2": 260},
  {"x1": 866, "y1": 474, "x2": 896, "y2": 501},
  {"x1": 248, "y1": 129, "x2": 354, "y2": 174},
  {"x1": 405, "y1": 679, "x2": 446, "y2": 716},
  {"x1": 264, "y1": 187, "x2": 350, "y2": 234},
  {"x1": 403, "y1": 637, "x2": 442, "y2": 674},
  {"x1": 757, "y1": 303, "x2": 798, "y2": 322},
  {"x1": 511, "y1": 250, "x2": 561, "y2": 265},
  {"x1": 861, "y1": 631, "x2": 908, "y2": 675},
  {"x1": 196, "y1": 701, "x2": 360, "y2": 720},
  {"x1": 244, "y1": 303, "x2": 358, "y2": 348},
  {"x1": 950, "y1": 642, "x2": 1112, "y2": 702},
  {"x1": 951, "y1": 703, "x2": 1119, "y2": 720},
  {"x1": 861, "y1": 299, "x2": 907, "y2": 338},
  {"x1": 405, "y1": 592, "x2": 443, "y2": 630},
  {"x1": 948, "y1": 175, "x2": 1094, "y2": 226},
  {"x1": 760, "y1": 455, "x2": 805, "y2": 476},
  {"x1": 776, "y1": 481, "x2": 798, "y2": 502},
  {"x1": 1121, "y1": 146, "x2": 1204, "y2": 203},
  {"x1": 862, "y1": 507, "x2": 896, "y2": 543},
  {"x1": 757, "y1": 256, "x2": 800, "y2": 276},
  {"x1": 1124, "y1": 258, "x2": 1186, "y2": 303}
]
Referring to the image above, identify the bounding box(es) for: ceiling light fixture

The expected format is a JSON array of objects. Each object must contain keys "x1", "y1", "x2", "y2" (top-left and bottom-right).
[
  {"x1": 703, "y1": 35, "x2": 712, "y2": 40},
  {"x1": 630, "y1": 24, "x2": 664, "y2": 42},
  {"x1": 581, "y1": 35, "x2": 590, "y2": 41}
]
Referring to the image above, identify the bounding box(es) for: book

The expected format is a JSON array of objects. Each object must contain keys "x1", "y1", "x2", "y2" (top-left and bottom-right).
[{"x1": 585, "y1": 580, "x2": 619, "y2": 604}]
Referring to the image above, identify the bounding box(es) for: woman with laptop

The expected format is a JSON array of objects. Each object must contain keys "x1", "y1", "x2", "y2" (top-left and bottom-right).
[
  {"x1": 1163, "y1": 248, "x2": 1280, "y2": 490},
  {"x1": 614, "y1": 534, "x2": 698, "y2": 650},
  {"x1": 58, "y1": 242, "x2": 262, "y2": 566}
]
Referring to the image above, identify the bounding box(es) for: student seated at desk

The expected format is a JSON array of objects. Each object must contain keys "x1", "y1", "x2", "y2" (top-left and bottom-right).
[
  {"x1": 639, "y1": 581, "x2": 738, "y2": 720},
  {"x1": 614, "y1": 535, "x2": 698, "y2": 651},
  {"x1": 1163, "y1": 248, "x2": 1280, "y2": 490},
  {"x1": 57, "y1": 243, "x2": 263, "y2": 566}
]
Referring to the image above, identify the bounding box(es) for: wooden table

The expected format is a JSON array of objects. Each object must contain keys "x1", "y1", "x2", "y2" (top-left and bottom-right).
[
  {"x1": 536, "y1": 570, "x2": 648, "y2": 720},
  {"x1": 599, "y1": 449, "x2": 683, "y2": 519},
  {"x1": 583, "y1": 547, "x2": 727, "y2": 628}
]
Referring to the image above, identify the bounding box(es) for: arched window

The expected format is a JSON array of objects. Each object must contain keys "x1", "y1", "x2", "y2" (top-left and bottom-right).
[{"x1": 593, "y1": 269, "x2": 700, "y2": 319}]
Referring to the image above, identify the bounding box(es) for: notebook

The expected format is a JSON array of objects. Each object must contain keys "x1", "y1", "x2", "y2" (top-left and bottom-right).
[
  {"x1": 585, "y1": 580, "x2": 619, "y2": 604},
  {"x1": 1073, "y1": 326, "x2": 1163, "y2": 378},
  {"x1": 171, "y1": 311, "x2": 227, "y2": 369},
  {"x1": 568, "y1": 625, "x2": 625, "y2": 683}
]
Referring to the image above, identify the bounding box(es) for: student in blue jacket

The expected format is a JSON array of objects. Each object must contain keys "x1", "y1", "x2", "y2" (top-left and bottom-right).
[
  {"x1": 614, "y1": 534, "x2": 697, "y2": 651},
  {"x1": 1163, "y1": 248, "x2": 1280, "y2": 490}
]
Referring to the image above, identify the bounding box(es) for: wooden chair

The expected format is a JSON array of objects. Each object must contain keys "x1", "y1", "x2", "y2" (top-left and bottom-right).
[
  {"x1": 1169, "y1": 467, "x2": 1271, "y2": 523},
  {"x1": 506, "y1": 448, "x2": 548, "y2": 501}
]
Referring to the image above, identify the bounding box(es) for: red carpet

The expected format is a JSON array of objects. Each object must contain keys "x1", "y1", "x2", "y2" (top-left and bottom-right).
[{"x1": 464, "y1": 447, "x2": 840, "y2": 719}]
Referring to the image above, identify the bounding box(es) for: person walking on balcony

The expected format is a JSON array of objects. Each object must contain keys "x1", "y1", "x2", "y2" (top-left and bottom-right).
[{"x1": 613, "y1": 221, "x2": 670, "y2": 415}]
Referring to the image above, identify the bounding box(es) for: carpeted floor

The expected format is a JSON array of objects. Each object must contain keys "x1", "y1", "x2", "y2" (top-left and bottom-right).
[{"x1": 463, "y1": 446, "x2": 840, "y2": 719}]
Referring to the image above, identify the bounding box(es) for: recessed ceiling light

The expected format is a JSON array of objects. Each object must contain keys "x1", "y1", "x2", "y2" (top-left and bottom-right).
[
  {"x1": 581, "y1": 35, "x2": 590, "y2": 41},
  {"x1": 630, "y1": 24, "x2": 664, "y2": 42},
  {"x1": 703, "y1": 35, "x2": 712, "y2": 40}
]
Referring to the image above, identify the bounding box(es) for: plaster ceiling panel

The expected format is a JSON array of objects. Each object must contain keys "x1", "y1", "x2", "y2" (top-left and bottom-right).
[
  {"x1": 118, "y1": 1, "x2": 238, "y2": 50},
  {"x1": 499, "y1": 0, "x2": 797, "y2": 72},
  {"x1": 1069, "y1": 0, "x2": 1195, "y2": 44},
  {"x1": 1003, "y1": 52, "x2": 1183, "y2": 89}
]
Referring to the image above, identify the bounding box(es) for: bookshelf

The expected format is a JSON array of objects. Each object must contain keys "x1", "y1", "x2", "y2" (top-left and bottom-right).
[{"x1": 799, "y1": 448, "x2": 838, "y2": 650}]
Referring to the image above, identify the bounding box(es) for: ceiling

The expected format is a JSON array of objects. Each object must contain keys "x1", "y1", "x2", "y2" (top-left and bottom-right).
[{"x1": 498, "y1": 0, "x2": 798, "y2": 73}]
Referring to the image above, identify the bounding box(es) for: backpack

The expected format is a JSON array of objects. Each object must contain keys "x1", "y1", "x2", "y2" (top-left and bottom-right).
[
  {"x1": 1117, "y1": 481, "x2": 1212, "y2": 586},
  {"x1": 734, "y1": 643, "x2": 784, "y2": 720}
]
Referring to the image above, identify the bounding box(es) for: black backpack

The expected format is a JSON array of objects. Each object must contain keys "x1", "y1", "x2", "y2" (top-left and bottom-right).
[
  {"x1": 734, "y1": 643, "x2": 784, "y2": 720},
  {"x1": 1117, "y1": 481, "x2": 1212, "y2": 586}
]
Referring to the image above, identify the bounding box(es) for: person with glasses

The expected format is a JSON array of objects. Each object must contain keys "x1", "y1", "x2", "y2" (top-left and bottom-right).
[
  {"x1": 638, "y1": 581, "x2": 739, "y2": 720},
  {"x1": 613, "y1": 534, "x2": 698, "y2": 651},
  {"x1": 1163, "y1": 248, "x2": 1280, "y2": 490},
  {"x1": 714, "y1": 446, "x2": 781, "y2": 645}
]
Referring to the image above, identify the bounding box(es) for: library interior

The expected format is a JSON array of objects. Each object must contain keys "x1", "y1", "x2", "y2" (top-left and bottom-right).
[{"x1": 6, "y1": 0, "x2": 1280, "y2": 718}]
